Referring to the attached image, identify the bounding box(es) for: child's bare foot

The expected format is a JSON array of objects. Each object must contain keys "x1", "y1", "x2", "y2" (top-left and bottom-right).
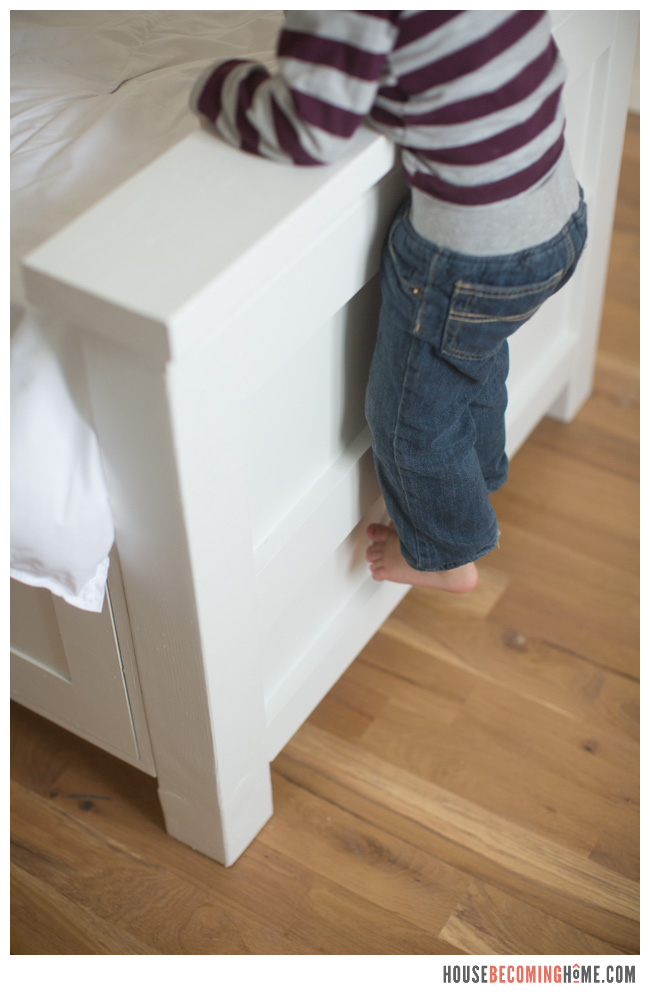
[{"x1": 365, "y1": 523, "x2": 479, "y2": 593}]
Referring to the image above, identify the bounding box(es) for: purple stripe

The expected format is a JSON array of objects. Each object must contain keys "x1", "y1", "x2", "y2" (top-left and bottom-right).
[
  {"x1": 278, "y1": 28, "x2": 388, "y2": 81},
  {"x1": 290, "y1": 89, "x2": 363, "y2": 138},
  {"x1": 271, "y1": 98, "x2": 322, "y2": 165},
  {"x1": 406, "y1": 132, "x2": 565, "y2": 205},
  {"x1": 236, "y1": 68, "x2": 269, "y2": 155},
  {"x1": 385, "y1": 11, "x2": 546, "y2": 96},
  {"x1": 374, "y1": 38, "x2": 558, "y2": 127},
  {"x1": 419, "y1": 87, "x2": 563, "y2": 166},
  {"x1": 353, "y1": 10, "x2": 401, "y2": 24},
  {"x1": 369, "y1": 104, "x2": 403, "y2": 129},
  {"x1": 394, "y1": 11, "x2": 463, "y2": 50},
  {"x1": 196, "y1": 59, "x2": 244, "y2": 121}
]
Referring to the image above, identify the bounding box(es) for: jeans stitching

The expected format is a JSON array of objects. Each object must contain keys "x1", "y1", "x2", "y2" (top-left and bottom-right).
[
  {"x1": 449, "y1": 308, "x2": 544, "y2": 323},
  {"x1": 452, "y1": 270, "x2": 565, "y2": 300},
  {"x1": 392, "y1": 332, "x2": 425, "y2": 566},
  {"x1": 442, "y1": 264, "x2": 566, "y2": 359},
  {"x1": 402, "y1": 526, "x2": 500, "y2": 572},
  {"x1": 413, "y1": 245, "x2": 442, "y2": 335},
  {"x1": 562, "y1": 218, "x2": 577, "y2": 272}
]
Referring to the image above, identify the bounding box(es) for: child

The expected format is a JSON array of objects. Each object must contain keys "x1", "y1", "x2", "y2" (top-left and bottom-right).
[{"x1": 190, "y1": 10, "x2": 587, "y2": 593}]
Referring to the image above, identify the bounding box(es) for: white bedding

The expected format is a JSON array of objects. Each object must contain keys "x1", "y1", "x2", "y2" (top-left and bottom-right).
[{"x1": 10, "y1": 10, "x2": 282, "y2": 610}]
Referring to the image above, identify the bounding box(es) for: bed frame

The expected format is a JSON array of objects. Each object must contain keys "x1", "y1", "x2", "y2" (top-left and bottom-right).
[{"x1": 10, "y1": 11, "x2": 638, "y2": 865}]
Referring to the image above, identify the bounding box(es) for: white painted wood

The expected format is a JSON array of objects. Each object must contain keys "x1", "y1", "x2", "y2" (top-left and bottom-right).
[
  {"x1": 10, "y1": 581, "x2": 71, "y2": 681},
  {"x1": 23, "y1": 130, "x2": 398, "y2": 363},
  {"x1": 104, "y1": 552, "x2": 156, "y2": 775},
  {"x1": 80, "y1": 334, "x2": 273, "y2": 866},
  {"x1": 506, "y1": 323, "x2": 577, "y2": 459},
  {"x1": 261, "y1": 495, "x2": 384, "y2": 700},
  {"x1": 629, "y1": 37, "x2": 640, "y2": 115},
  {"x1": 254, "y1": 431, "x2": 379, "y2": 631},
  {"x1": 10, "y1": 560, "x2": 154, "y2": 773},
  {"x1": 21, "y1": 120, "x2": 405, "y2": 865},
  {"x1": 246, "y1": 279, "x2": 381, "y2": 551},
  {"x1": 503, "y1": 11, "x2": 639, "y2": 452},
  {"x1": 265, "y1": 569, "x2": 409, "y2": 762},
  {"x1": 546, "y1": 10, "x2": 638, "y2": 423},
  {"x1": 15, "y1": 11, "x2": 636, "y2": 865}
]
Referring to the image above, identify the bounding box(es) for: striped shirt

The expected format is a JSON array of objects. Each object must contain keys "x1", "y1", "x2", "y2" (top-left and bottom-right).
[{"x1": 191, "y1": 10, "x2": 580, "y2": 254}]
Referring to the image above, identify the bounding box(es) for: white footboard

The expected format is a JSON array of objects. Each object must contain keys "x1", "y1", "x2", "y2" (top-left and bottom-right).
[
  {"x1": 24, "y1": 126, "x2": 412, "y2": 864},
  {"x1": 20, "y1": 9, "x2": 637, "y2": 864}
]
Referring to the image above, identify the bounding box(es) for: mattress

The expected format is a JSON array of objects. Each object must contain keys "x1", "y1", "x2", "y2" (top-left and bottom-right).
[{"x1": 10, "y1": 10, "x2": 283, "y2": 610}]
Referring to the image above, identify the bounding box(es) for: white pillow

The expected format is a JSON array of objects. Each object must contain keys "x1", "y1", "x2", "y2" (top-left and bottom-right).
[{"x1": 10, "y1": 311, "x2": 114, "y2": 612}]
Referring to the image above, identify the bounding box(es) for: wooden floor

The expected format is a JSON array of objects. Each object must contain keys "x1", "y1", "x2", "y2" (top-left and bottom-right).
[{"x1": 11, "y1": 116, "x2": 639, "y2": 956}]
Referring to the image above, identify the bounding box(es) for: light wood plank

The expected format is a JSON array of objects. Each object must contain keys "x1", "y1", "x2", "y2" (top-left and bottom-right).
[
  {"x1": 261, "y1": 769, "x2": 472, "y2": 936},
  {"x1": 10, "y1": 781, "x2": 299, "y2": 955},
  {"x1": 11, "y1": 864, "x2": 156, "y2": 955},
  {"x1": 496, "y1": 443, "x2": 639, "y2": 571},
  {"x1": 10, "y1": 706, "x2": 461, "y2": 955},
  {"x1": 486, "y1": 528, "x2": 638, "y2": 678},
  {"x1": 273, "y1": 748, "x2": 639, "y2": 953},
  {"x1": 378, "y1": 606, "x2": 607, "y2": 722},
  {"x1": 283, "y1": 724, "x2": 639, "y2": 923},
  {"x1": 439, "y1": 880, "x2": 625, "y2": 955}
]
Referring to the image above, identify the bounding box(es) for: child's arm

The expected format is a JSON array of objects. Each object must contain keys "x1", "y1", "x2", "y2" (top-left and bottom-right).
[{"x1": 189, "y1": 11, "x2": 400, "y2": 166}]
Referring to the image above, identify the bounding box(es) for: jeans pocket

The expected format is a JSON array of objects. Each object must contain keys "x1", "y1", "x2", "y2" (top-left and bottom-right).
[
  {"x1": 441, "y1": 269, "x2": 565, "y2": 362},
  {"x1": 387, "y1": 212, "x2": 427, "y2": 298}
]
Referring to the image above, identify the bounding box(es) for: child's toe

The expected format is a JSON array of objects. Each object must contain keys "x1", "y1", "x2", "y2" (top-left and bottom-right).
[{"x1": 367, "y1": 523, "x2": 392, "y2": 541}]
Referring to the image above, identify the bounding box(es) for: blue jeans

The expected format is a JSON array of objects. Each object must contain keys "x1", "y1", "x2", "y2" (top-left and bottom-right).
[{"x1": 365, "y1": 192, "x2": 588, "y2": 571}]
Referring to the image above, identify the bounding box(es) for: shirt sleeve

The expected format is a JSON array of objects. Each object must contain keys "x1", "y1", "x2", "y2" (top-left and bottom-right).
[{"x1": 189, "y1": 10, "x2": 400, "y2": 166}]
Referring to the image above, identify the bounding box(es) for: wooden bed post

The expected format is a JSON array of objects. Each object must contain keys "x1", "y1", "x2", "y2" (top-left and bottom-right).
[{"x1": 81, "y1": 331, "x2": 273, "y2": 866}]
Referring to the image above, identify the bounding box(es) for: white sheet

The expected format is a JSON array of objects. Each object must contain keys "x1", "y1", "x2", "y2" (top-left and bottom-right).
[{"x1": 10, "y1": 10, "x2": 282, "y2": 611}]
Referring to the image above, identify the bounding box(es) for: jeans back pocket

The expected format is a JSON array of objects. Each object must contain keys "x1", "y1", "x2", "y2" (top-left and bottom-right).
[{"x1": 441, "y1": 269, "x2": 565, "y2": 362}]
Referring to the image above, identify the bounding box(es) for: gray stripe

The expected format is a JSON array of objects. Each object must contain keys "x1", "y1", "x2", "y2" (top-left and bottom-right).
[
  {"x1": 393, "y1": 10, "x2": 517, "y2": 69},
  {"x1": 285, "y1": 10, "x2": 398, "y2": 54},
  {"x1": 280, "y1": 58, "x2": 382, "y2": 113},
  {"x1": 265, "y1": 78, "x2": 355, "y2": 163},
  {"x1": 401, "y1": 114, "x2": 566, "y2": 185},
  {"x1": 381, "y1": 20, "x2": 555, "y2": 112},
  {"x1": 380, "y1": 67, "x2": 567, "y2": 152},
  {"x1": 409, "y1": 143, "x2": 580, "y2": 254}
]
